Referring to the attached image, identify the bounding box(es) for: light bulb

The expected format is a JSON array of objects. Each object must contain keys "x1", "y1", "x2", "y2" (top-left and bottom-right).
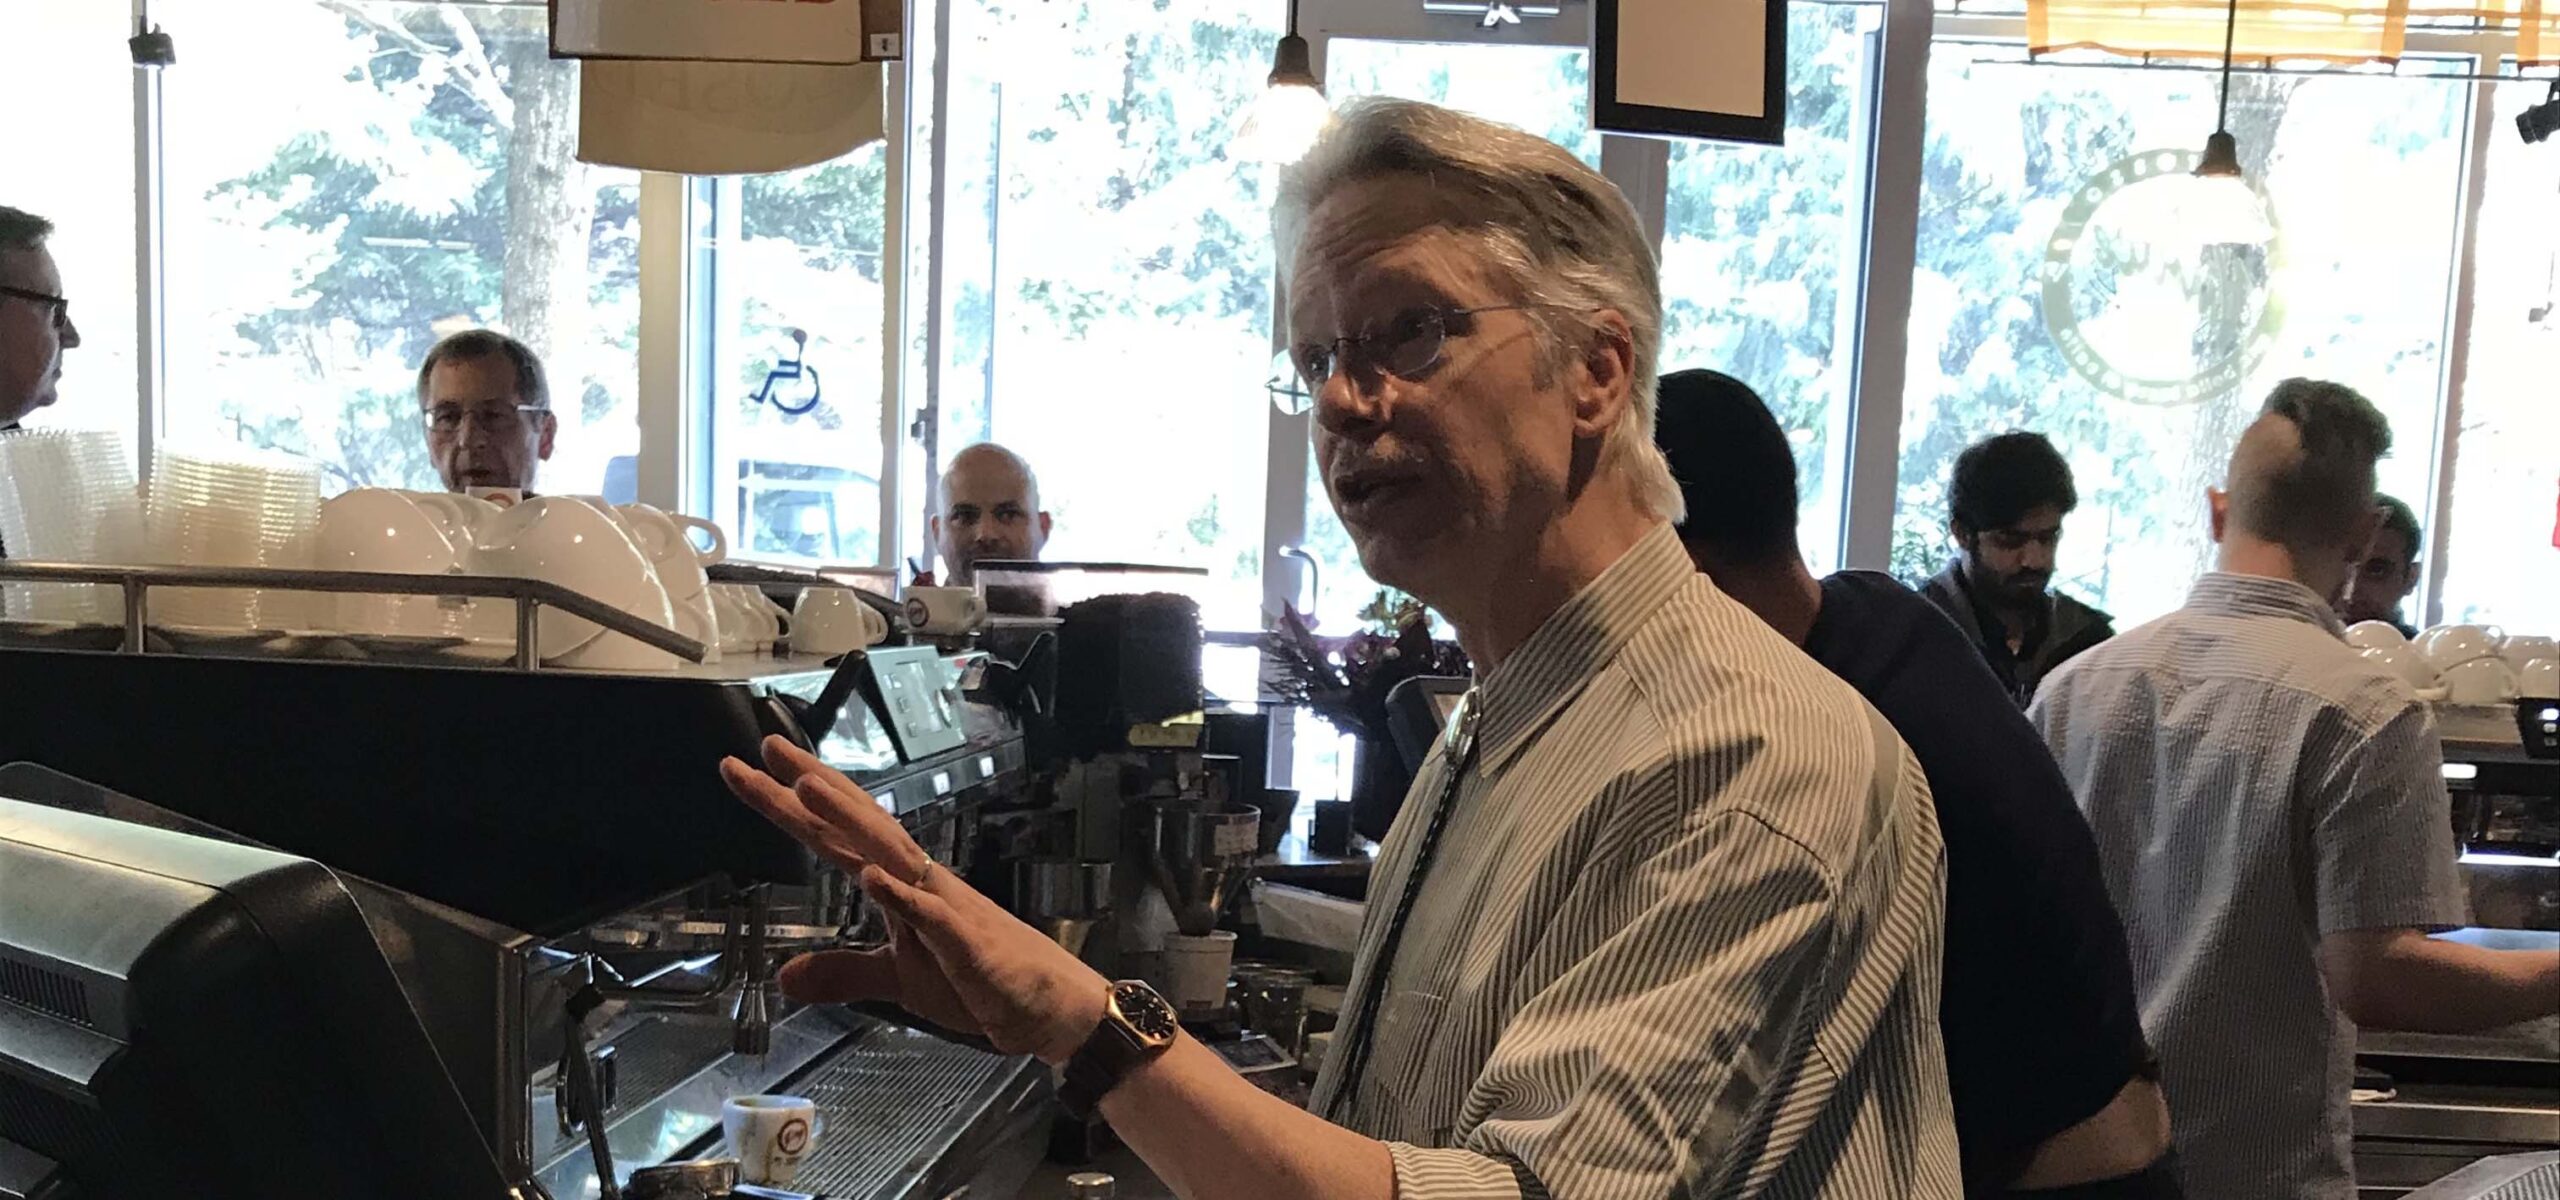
[
  {"x1": 1239, "y1": 80, "x2": 1332, "y2": 165},
  {"x1": 2181, "y1": 172, "x2": 2274, "y2": 247}
]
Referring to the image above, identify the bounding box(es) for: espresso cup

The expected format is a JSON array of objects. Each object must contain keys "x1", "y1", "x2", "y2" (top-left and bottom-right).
[
  {"x1": 722, "y1": 1094, "x2": 820, "y2": 1187},
  {"x1": 792, "y1": 586, "x2": 889, "y2": 656},
  {"x1": 2440, "y1": 656, "x2": 2520, "y2": 705},
  {"x1": 901, "y1": 585, "x2": 985, "y2": 636}
]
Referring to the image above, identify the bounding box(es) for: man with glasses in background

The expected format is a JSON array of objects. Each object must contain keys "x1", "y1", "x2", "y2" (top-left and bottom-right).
[
  {"x1": 1921, "y1": 430, "x2": 2115, "y2": 706},
  {"x1": 1, "y1": 204, "x2": 84, "y2": 561},
  {"x1": 415, "y1": 328, "x2": 556, "y2": 495},
  {"x1": 1, "y1": 205, "x2": 81, "y2": 436}
]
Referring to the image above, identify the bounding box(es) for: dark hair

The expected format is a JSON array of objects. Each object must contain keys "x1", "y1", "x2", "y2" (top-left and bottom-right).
[
  {"x1": 416, "y1": 328, "x2": 550, "y2": 413},
  {"x1": 1654, "y1": 369, "x2": 1800, "y2": 565},
  {"x1": 2232, "y1": 377, "x2": 2393, "y2": 553},
  {"x1": 1949, "y1": 431, "x2": 2077, "y2": 535},
  {"x1": 2372, "y1": 493, "x2": 2421, "y2": 563},
  {"x1": 0, "y1": 205, "x2": 54, "y2": 255}
]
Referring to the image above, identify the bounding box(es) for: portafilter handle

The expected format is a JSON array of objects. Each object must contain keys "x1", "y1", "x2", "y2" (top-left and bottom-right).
[
  {"x1": 788, "y1": 648, "x2": 875, "y2": 743},
  {"x1": 732, "y1": 884, "x2": 774, "y2": 1056}
]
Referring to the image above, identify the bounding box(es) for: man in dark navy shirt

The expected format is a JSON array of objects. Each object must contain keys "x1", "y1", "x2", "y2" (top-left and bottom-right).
[{"x1": 1656, "y1": 368, "x2": 2177, "y2": 1198}]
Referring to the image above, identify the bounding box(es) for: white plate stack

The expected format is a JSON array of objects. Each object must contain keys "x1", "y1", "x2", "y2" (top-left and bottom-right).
[
  {"x1": 144, "y1": 447, "x2": 322, "y2": 631},
  {"x1": 0, "y1": 429, "x2": 145, "y2": 623}
]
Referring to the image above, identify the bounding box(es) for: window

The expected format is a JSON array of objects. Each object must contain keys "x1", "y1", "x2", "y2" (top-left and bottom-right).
[
  {"x1": 700, "y1": 142, "x2": 893, "y2": 566},
  {"x1": 0, "y1": 1, "x2": 139, "y2": 439},
  {"x1": 1656, "y1": 2, "x2": 1880, "y2": 574},
  {"x1": 158, "y1": 0, "x2": 640, "y2": 497},
  {"x1": 931, "y1": 0, "x2": 1281, "y2": 627},
  {"x1": 2436, "y1": 80, "x2": 2560, "y2": 626},
  {"x1": 1896, "y1": 45, "x2": 2468, "y2": 625}
]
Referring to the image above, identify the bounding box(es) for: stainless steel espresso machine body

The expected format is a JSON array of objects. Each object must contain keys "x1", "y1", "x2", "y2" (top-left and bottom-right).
[
  {"x1": 0, "y1": 633, "x2": 1047, "y2": 1199},
  {"x1": 2351, "y1": 704, "x2": 2560, "y2": 1198}
]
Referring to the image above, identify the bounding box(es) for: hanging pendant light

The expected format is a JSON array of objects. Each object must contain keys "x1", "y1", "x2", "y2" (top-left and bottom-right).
[
  {"x1": 2184, "y1": 0, "x2": 2275, "y2": 246},
  {"x1": 1237, "y1": 0, "x2": 1332, "y2": 165}
]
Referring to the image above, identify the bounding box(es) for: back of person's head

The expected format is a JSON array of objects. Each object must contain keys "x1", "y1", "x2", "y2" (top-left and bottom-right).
[
  {"x1": 1949, "y1": 431, "x2": 2076, "y2": 536},
  {"x1": 415, "y1": 328, "x2": 549, "y2": 410},
  {"x1": 0, "y1": 205, "x2": 53, "y2": 255},
  {"x1": 2373, "y1": 492, "x2": 2421, "y2": 563},
  {"x1": 2225, "y1": 378, "x2": 2393, "y2": 556},
  {"x1": 1654, "y1": 369, "x2": 1798, "y2": 567}
]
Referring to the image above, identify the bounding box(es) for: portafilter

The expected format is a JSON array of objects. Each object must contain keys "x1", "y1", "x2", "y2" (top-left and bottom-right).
[{"x1": 1015, "y1": 857, "x2": 1114, "y2": 956}]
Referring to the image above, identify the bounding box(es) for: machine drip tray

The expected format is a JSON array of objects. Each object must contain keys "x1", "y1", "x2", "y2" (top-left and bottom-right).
[{"x1": 704, "y1": 1021, "x2": 1052, "y2": 1199}]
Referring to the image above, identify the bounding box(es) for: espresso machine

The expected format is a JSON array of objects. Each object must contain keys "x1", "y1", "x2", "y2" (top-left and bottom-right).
[
  {"x1": 0, "y1": 567, "x2": 1052, "y2": 1199},
  {"x1": 2351, "y1": 700, "x2": 2560, "y2": 1197}
]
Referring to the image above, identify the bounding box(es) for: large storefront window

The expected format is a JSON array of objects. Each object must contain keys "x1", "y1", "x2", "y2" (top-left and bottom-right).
[
  {"x1": 933, "y1": 0, "x2": 1280, "y2": 627},
  {"x1": 1657, "y1": 2, "x2": 1879, "y2": 574},
  {"x1": 1896, "y1": 45, "x2": 2468, "y2": 625},
  {"x1": 158, "y1": 0, "x2": 639, "y2": 497},
  {"x1": 2436, "y1": 79, "x2": 2560, "y2": 627},
  {"x1": 701, "y1": 143, "x2": 893, "y2": 566}
]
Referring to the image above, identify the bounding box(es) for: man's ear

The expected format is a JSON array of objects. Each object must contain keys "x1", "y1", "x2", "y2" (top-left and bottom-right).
[
  {"x1": 1568, "y1": 309, "x2": 1636, "y2": 442},
  {"x1": 536, "y1": 412, "x2": 558, "y2": 461},
  {"x1": 2206, "y1": 487, "x2": 2230, "y2": 543},
  {"x1": 1038, "y1": 512, "x2": 1054, "y2": 540}
]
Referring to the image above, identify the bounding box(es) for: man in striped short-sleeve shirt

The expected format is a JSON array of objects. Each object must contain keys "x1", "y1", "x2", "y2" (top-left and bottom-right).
[
  {"x1": 2030, "y1": 379, "x2": 2560, "y2": 1200},
  {"x1": 718, "y1": 96, "x2": 1962, "y2": 1200}
]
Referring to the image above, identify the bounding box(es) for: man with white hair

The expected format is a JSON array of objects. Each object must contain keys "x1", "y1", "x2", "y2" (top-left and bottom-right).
[{"x1": 718, "y1": 98, "x2": 1961, "y2": 1198}]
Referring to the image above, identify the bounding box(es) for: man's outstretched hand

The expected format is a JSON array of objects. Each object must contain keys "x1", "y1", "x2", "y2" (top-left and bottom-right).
[{"x1": 719, "y1": 736, "x2": 1107, "y2": 1066}]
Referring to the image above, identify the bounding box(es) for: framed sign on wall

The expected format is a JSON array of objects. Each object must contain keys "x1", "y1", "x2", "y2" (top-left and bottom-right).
[{"x1": 1592, "y1": 0, "x2": 1787, "y2": 145}]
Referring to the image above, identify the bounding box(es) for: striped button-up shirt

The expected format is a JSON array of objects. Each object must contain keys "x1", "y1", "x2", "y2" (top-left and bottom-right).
[
  {"x1": 1308, "y1": 524, "x2": 1962, "y2": 1200},
  {"x1": 2029, "y1": 573, "x2": 2469, "y2": 1200}
]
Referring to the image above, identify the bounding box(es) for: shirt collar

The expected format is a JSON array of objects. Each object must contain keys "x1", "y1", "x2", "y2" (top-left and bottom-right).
[
  {"x1": 2183, "y1": 571, "x2": 2345, "y2": 637},
  {"x1": 1471, "y1": 522, "x2": 1693, "y2": 771}
]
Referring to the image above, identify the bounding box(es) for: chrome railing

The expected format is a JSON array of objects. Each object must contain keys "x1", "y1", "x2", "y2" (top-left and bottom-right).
[{"x1": 0, "y1": 561, "x2": 706, "y2": 669}]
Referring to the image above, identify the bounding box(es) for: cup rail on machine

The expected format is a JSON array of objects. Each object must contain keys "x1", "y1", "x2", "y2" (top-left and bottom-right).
[{"x1": 0, "y1": 558, "x2": 706, "y2": 668}]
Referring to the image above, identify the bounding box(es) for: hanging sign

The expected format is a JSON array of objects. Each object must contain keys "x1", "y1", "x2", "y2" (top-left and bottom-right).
[
  {"x1": 1592, "y1": 0, "x2": 1787, "y2": 146},
  {"x1": 552, "y1": 0, "x2": 903, "y2": 66}
]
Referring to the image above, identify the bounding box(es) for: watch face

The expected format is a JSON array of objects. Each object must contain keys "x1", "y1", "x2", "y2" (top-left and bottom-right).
[{"x1": 1112, "y1": 981, "x2": 1180, "y2": 1044}]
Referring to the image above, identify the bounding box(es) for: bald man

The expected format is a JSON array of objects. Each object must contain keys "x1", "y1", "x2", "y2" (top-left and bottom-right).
[
  {"x1": 2030, "y1": 379, "x2": 2560, "y2": 1200},
  {"x1": 931, "y1": 443, "x2": 1051, "y2": 586}
]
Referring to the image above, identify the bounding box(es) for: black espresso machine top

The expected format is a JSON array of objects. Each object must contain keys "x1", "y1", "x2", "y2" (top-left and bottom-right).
[{"x1": 0, "y1": 640, "x2": 1022, "y2": 937}]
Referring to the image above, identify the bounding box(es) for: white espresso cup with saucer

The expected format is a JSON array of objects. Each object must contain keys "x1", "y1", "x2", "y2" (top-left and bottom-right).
[
  {"x1": 722, "y1": 1094, "x2": 820, "y2": 1187},
  {"x1": 310, "y1": 489, "x2": 458, "y2": 637},
  {"x1": 901, "y1": 585, "x2": 985, "y2": 637},
  {"x1": 792, "y1": 586, "x2": 889, "y2": 656}
]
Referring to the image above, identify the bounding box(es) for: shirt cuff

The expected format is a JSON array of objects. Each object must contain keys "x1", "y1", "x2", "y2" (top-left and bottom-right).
[{"x1": 1385, "y1": 1143, "x2": 1545, "y2": 1200}]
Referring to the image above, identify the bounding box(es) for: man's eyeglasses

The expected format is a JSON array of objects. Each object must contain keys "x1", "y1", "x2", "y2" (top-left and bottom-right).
[
  {"x1": 1269, "y1": 303, "x2": 1572, "y2": 416},
  {"x1": 424, "y1": 402, "x2": 551, "y2": 435},
  {"x1": 0, "y1": 285, "x2": 71, "y2": 332}
]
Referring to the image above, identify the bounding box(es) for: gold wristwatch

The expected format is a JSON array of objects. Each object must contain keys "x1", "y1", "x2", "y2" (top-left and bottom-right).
[{"x1": 1057, "y1": 980, "x2": 1180, "y2": 1119}]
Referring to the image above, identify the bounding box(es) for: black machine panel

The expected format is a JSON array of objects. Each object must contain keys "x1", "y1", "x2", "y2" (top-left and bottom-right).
[{"x1": 0, "y1": 647, "x2": 1019, "y2": 937}]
